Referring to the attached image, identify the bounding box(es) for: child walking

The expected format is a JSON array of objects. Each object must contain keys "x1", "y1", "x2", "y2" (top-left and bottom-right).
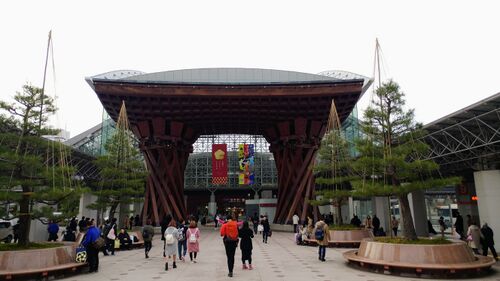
[
  {"x1": 186, "y1": 220, "x2": 200, "y2": 263},
  {"x1": 238, "y1": 221, "x2": 254, "y2": 269}
]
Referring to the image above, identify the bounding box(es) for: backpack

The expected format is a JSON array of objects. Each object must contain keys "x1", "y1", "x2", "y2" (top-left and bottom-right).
[
  {"x1": 165, "y1": 233, "x2": 175, "y2": 245},
  {"x1": 177, "y1": 227, "x2": 185, "y2": 241},
  {"x1": 189, "y1": 229, "x2": 198, "y2": 243},
  {"x1": 142, "y1": 229, "x2": 151, "y2": 240},
  {"x1": 315, "y1": 228, "x2": 325, "y2": 241}
]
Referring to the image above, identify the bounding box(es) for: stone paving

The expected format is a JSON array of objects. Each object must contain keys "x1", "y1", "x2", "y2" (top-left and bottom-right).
[{"x1": 61, "y1": 227, "x2": 499, "y2": 281}]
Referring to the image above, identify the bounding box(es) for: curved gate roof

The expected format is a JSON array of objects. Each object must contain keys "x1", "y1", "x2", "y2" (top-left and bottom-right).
[{"x1": 86, "y1": 68, "x2": 369, "y2": 138}]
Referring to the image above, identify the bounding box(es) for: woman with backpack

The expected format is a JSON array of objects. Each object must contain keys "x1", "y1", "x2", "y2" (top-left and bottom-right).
[
  {"x1": 164, "y1": 219, "x2": 179, "y2": 271},
  {"x1": 186, "y1": 220, "x2": 200, "y2": 263},
  {"x1": 238, "y1": 221, "x2": 254, "y2": 269},
  {"x1": 314, "y1": 218, "x2": 330, "y2": 262},
  {"x1": 220, "y1": 213, "x2": 239, "y2": 277}
]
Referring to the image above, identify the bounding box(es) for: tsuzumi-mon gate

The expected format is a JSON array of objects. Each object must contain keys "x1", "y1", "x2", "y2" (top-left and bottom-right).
[{"x1": 86, "y1": 68, "x2": 369, "y2": 225}]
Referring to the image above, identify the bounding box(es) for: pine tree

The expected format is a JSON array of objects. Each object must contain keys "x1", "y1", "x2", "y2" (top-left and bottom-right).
[
  {"x1": 89, "y1": 103, "x2": 146, "y2": 227},
  {"x1": 351, "y1": 80, "x2": 460, "y2": 240},
  {"x1": 0, "y1": 83, "x2": 83, "y2": 246},
  {"x1": 312, "y1": 130, "x2": 354, "y2": 225}
]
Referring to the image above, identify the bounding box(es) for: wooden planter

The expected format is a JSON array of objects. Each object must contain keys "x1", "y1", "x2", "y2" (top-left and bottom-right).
[
  {"x1": 0, "y1": 242, "x2": 86, "y2": 279},
  {"x1": 343, "y1": 239, "x2": 496, "y2": 276},
  {"x1": 303, "y1": 229, "x2": 373, "y2": 247}
]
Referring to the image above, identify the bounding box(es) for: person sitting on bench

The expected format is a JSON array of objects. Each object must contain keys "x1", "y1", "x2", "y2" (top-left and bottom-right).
[{"x1": 118, "y1": 228, "x2": 133, "y2": 250}]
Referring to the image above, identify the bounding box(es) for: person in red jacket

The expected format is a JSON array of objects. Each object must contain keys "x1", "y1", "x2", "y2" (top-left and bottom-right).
[{"x1": 220, "y1": 213, "x2": 239, "y2": 277}]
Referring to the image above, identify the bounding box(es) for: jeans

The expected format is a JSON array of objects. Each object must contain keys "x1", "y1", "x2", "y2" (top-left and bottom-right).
[
  {"x1": 392, "y1": 227, "x2": 398, "y2": 237},
  {"x1": 263, "y1": 231, "x2": 269, "y2": 243},
  {"x1": 224, "y1": 240, "x2": 238, "y2": 273},
  {"x1": 177, "y1": 239, "x2": 187, "y2": 257},
  {"x1": 318, "y1": 245, "x2": 326, "y2": 260}
]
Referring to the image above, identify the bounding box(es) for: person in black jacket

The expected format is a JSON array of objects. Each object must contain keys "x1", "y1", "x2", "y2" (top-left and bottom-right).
[
  {"x1": 262, "y1": 216, "x2": 270, "y2": 243},
  {"x1": 372, "y1": 215, "x2": 381, "y2": 236},
  {"x1": 238, "y1": 221, "x2": 254, "y2": 269},
  {"x1": 481, "y1": 223, "x2": 498, "y2": 260}
]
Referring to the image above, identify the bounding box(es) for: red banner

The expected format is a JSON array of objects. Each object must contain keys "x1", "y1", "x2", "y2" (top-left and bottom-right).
[{"x1": 212, "y1": 144, "x2": 228, "y2": 185}]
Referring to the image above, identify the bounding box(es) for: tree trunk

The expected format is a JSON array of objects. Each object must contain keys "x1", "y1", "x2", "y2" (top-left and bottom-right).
[
  {"x1": 337, "y1": 200, "x2": 343, "y2": 225},
  {"x1": 18, "y1": 191, "x2": 31, "y2": 246},
  {"x1": 109, "y1": 202, "x2": 119, "y2": 222},
  {"x1": 398, "y1": 194, "x2": 417, "y2": 240}
]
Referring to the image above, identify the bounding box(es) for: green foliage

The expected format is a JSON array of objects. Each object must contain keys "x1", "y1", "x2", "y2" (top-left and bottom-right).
[
  {"x1": 349, "y1": 80, "x2": 459, "y2": 196},
  {"x1": 90, "y1": 125, "x2": 146, "y2": 217},
  {"x1": 351, "y1": 80, "x2": 460, "y2": 240},
  {"x1": 0, "y1": 83, "x2": 85, "y2": 246},
  {"x1": 0, "y1": 83, "x2": 57, "y2": 136},
  {"x1": 0, "y1": 242, "x2": 64, "y2": 251},
  {"x1": 374, "y1": 237, "x2": 452, "y2": 245}
]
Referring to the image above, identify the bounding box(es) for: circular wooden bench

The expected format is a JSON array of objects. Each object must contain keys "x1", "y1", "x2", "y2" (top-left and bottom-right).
[
  {"x1": 0, "y1": 243, "x2": 86, "y2": 280},
  {"x1": 343, "y1": 239, "x2": 496, "y2": 277},
  {"x1": 302, "y1": 229, "x2": 373, "y2": 248}
]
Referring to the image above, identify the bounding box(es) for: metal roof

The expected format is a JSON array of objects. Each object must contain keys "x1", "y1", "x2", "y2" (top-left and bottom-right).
[
  {"x1": 422, "y1": 92, "x2": 500, "y2": 173},
  {"x1": 87, "y1": 68, "x2": 373, "y2": 89}
]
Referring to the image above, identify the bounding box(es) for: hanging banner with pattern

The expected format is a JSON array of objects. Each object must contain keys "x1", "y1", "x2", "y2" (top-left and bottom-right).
[
  {"x1": 238, "y1": 144, "x2": 255, "y2": 185},
  {"x1": 212, "y1": 144, "x2": 228, "y2": 185}
]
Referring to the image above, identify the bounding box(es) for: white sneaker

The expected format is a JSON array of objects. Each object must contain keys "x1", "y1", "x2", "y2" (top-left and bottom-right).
[{"x1": 193, "y1": 259, "x2": 197, "y2": 263}]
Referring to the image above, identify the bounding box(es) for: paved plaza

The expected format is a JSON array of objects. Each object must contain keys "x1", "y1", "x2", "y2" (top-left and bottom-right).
[{"x1": 61, "y1": 227, "x2": 499, "y2": 281}]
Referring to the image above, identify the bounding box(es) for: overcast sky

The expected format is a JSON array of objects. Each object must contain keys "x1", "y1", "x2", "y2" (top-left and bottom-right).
[{"x1": 1, "y1": 1, "x2": 499, "y2": 137}]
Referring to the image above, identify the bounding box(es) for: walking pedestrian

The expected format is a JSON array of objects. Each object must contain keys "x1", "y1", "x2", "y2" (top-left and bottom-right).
[
  {"x1": 438, "y1": 216, "x2": 447, "y2": 238},
  {"x1": 164, "y1": 219, "x2": 179, "y2": 271},
  {"x1": 467, "y1": 220, "x2": 481, "y2": 254},
  {"x1": 455, "y1": 211, "x2": 464, "y2": 239},
  {"x1": 187, "y1": 220, "x2": 200, "y2": 263},
  {"x1": 177, "y1": 219, "x2": 188, "y2": 261},
  {"x1": 82, "y1": 220, "x2": 101, "y2": 273},
  {"x1": 391, "y1": 216, "x2": 399, "y2": 237},
  {"x1": 262, "y1": 216, "x2": 270, "y2": 243},
  {"x1": 143, "y1": 219, "x2": 155, "y2": 259},
  {"x1": 481, "y1": 223, "x2": 498, "y2": 260},
  {"x1": 239, "y1": 221, "x2": 254, "y2": 269},
  {"x1": 47, "y1": 220, "x2": 59, "y2": 242},
  {"x1": 314, "y1": 217, "x2": 330, "y2": 262},
  {"x1": 105, "y1": 218, "x2": 117, "y2": 256},
  {"x1": 161, "y1": 215, "x2": 171, "y2": 257},
  {"x1": 292, "y1": 214, "x2": 300, "y2": 233},
  {"x1": 252, "y1": 213, "x2": 259, "y2": 234},
  {"x1": 78, "y1": 216, "x2": 86, "y2": 233},
  {"x1": 220, "y1": 213, "x2": 239, "y2": 277}
]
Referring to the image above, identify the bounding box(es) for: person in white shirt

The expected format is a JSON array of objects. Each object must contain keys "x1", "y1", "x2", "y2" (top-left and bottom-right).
[{"x1": 292, "y1": 214, "x2": 300, "y2": 233}]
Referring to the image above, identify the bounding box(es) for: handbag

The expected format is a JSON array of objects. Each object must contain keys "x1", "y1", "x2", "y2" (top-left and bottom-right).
[
  {"x1": 75, "y1": 246, "x2": 87, "y2": 263},
  {"x1": 257, "y1": 225, "x2": 264, "y2": 232},
  {"x1": 114, "y1": 239, "x2": 121, "y2": 249},
  {"x1": 92, "y1": 237, "x2": 106, "y2": 249}
]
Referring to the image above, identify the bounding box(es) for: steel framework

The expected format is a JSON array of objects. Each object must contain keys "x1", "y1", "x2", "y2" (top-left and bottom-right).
[
  {"x1": 185, "y1": 134, "x2": 276, "y2": 190},
  {"x1": 421, "y1": 93, "x2": 500, "y2": 173}
]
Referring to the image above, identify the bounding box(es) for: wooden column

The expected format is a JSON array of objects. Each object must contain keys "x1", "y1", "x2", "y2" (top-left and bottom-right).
[
  {"x1": 133, "y1": 119, "x2": 196, "y2": 223},
  {"x1": 269, "y1": 118, "x2": 325, "y2": 224}
]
